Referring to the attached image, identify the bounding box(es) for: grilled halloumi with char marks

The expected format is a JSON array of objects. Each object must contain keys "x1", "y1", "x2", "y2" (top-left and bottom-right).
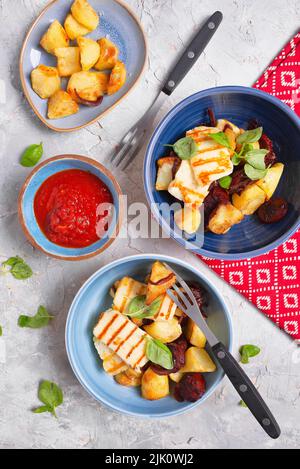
[
  {"x1": 94, "y1": 339, "x2": 128, "y2": 376},
  {"x1": 113, "y1": 277, "x2": 147, "y2": 313},
  {"x1": 154, "y1": 293, "x2": 177, "y2": 321},
  {"x1": 168, "y1": 160, "x2": 209, "y2": 206},
  {"x1": 93, "y1": 309, "x2": 149, "y2": 371}
]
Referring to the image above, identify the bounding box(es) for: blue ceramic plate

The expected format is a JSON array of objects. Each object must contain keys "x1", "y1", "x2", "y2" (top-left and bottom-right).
[
  {"x1": 144, "y1": 86, "x2": 300, "y2": 260},
  {"x1": 18, "y1": 155, "x2": 123, "y2": 260},
  {"x1": 20, "y1": 0, "x2": 147, "y2": 132},
  {"x1": 65, "y1": 254, "x2": 233, "y2": 418}
]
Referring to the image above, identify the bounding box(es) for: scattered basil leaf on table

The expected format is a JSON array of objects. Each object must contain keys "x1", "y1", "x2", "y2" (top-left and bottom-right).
[
  {"x1": 125, "y1": 295, "x2": 162, "y2": 320},
  {"x1": 239, "y1": 400, "x2": 248, "y2": 408},
  {"x1": 210, "y1": 132, "x2": 231, "y2": 149},
  {"x1": 244, "y1": 149, "x2": 268, "y2": 170},
  {"x1": 244, "y1": 164, "x2": 268, "y2": 181},
  {"x1": 20, "y1": 143, "x2": 43, "y2": 167},
  {"x1": 1, "y1": 256, "x2": 33, "y2": 280},
  {"x1": 236, "y1": 127, "x2": 263, "y2": 145},
  {"x1": 146, "y1": 338, "x2": 174, "y2": 370},
  {"x1": 0, "y1": 326, "x2": 2, "y2": 337},
  {"x1": 240, "y1": 344, "x2": 261, "y2": 364},
  {"x1": 33, "y1": 380, "x2": 63, "y2": 418},
  {"x1": 165, "y1": 137, "x2": 198, "y2": 160},
  {"x1": 219, "y1": 176, "x2": 232, "y2": 190},
  {"x1": 18, "y1": 305, "x2": 54, "y2": 329}
]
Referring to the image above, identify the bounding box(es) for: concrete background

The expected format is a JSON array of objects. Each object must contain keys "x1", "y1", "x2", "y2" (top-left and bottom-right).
[{"x1": 0, "y1": 0, "x2": 299, "y2": 449}]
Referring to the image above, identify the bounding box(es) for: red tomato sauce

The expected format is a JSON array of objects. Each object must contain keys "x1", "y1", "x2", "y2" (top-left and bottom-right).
[{"x1": 34, "y1": 169, "x2": 114, "y2": 248}]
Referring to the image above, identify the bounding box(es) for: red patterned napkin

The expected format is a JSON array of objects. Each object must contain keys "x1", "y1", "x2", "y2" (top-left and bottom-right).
[{"x1": 199, "y1": 32, "x2": 300, "y2": 340}]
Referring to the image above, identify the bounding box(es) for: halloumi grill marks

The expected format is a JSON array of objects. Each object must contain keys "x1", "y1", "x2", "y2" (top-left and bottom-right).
[{"x1": 93, "y1": 309, "x2": 149, "y2": 372}]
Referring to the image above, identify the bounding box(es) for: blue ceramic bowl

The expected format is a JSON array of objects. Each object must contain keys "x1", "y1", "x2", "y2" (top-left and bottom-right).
[
  {"x1": 65, "y1": 254, "x2": 233, "y2": 418},
  {"x1": 144, "y1": 86, "x2": 300, "y2": 260},
  {"x1": 20, "y1": 0, "x2": 147, "y2": 132},
  {"x1": 18, "y1": 155, "x2": 123, "y2": 260}
]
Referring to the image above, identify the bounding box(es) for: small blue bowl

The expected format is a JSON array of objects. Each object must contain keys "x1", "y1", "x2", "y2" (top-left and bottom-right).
[
  {"x1": 65, "y1": 254, "x2": 233, "y2": 418},
  {"x1": 144, "y1": 86, "x2": 300, "y2": 260},
  {"x1": 20, "y1": 0, "x2": 147, "y2": 132},
  {"x1": 18, "y1": 155, "x2": 123, "y2": 260}
]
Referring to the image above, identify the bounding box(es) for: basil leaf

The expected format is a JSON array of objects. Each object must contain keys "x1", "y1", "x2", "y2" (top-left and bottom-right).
[
  {"x1": 240, "y1": 344, "x2": 261, "y2": 364},
  {"x1": 244, "y1": 164, "x2": 267, "y2": 181},
  {"x1": 146, "y1": 296, "x2": 163, "y2": 317},
  {"x1": 232, "y1": 153, "x2": 241, "y2": 166},
  {"x1": 210, "y1": 132, "x2": 231, "y2": 149},
  {"x1": 219, "y1": 176, "x2": 232, "y2": 189},
  {"x1": 2, "y1": 256, "x2": 33, "y2": 280},
  {"x1": 33, "y1": 381, "x2": 63, "y2": 418},
  {"x1": 20, "y1": 143, "x2": 43, "y2": 167},
  {"x1": 244, "y1": 150, "x2": 268, "y2": 170},
  {"x1": 146, "y1": 338, "x2": 174, "y2": 370},
  {"x1": 0, "y1": 326, "x2": 2, "y2": 337},
  {"x1": 125, "y1": 295, "x2": 163, "y2": 319},
  {"x1": 18, "y1": 305, "x2": 54, "y2": 329},
  {"x1": 239, "y1": 400, "x2": 248, "y2": 408},
  {"x1": 165, "y1": 137, "x2": 198, "y2": 160},
  {"x1": 236, "y1": 127, "x2": 263, "y2": 145},
  {"x1": 243, "y1": 143, "x2": 254, "y2": 154}
]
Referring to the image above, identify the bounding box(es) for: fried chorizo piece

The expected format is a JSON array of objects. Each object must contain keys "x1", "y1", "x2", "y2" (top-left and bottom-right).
[
  {"x1": 150, "y1": 336, "x2": 188, "y2": 375},
  {"x1": 204, "y1": 183, "x2": 230, "y2": 224},
  {"x1": 174, "y1": 373, "x2": 206, "y2": 402}
]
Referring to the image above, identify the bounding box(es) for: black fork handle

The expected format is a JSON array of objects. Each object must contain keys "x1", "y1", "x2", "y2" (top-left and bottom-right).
[{"x1": 212, "y1": 342, "x2": 281, "y2": 439}]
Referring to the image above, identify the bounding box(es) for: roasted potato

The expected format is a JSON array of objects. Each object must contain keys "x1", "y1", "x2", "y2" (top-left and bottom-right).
[
  {"x1": 71, "y1": 0, "x2": 99, "y2": 31},
  {"x1": 208, "y1": 203, "x2": 244, "y2": 235},
  {"x1": 78, "y1": 36, "x2": 100, "y2": 71},
  {"x1": 146, "y1": 261, "x2": 176, "y2": 305},
  {"x1": 169, "y1": 372, "x2": 184, "y2": 383},
  {"x1": 141, "y1": 368, "x2": 169, "y2": 400},
  {"x1": 181, "y1": 347, "x2": 216, "y2": 373},
  {"x1": 68, "y1": 71, "x2": 108, "y2": 103},
  {"x1": 115, "y1": 370, "x2": 142, "y2": 387},
  {"x1": 256, "y1": 163, "x2": 284, "y2": 200},
  {"x1": 225, "y1": 127, "x2": 236, "y2": 151},
  {"x1": 217, "y1": 119, "x2": 241, "y2": 137},
  {"x1": 232, "y1": 184, "x2": 266, "y2": 215},
  {"x1": 185, "y1": 319, "x2": 206, "y2": 349},
  {"x1": 144, "y1": 318, "x2": 182, "y2": 344},
  {"x1": 64, "y1": 13, "x2": 90, "y2": 40},
  {"x1": 47, "y1": 90, "x2": 79, "y2": 119},
  {"x1": 174, "y1": 206, "x2": 201, "y2": 234},
  {"x1": 55, "y1": 47, "x2": 81, "y2": 77},
  {"x1": 31, "y1": 65, "x2": 60, "y2": 99},
  {"x1": 94, "y1": 38, "x2": 119, "y2": 71},
  {"x1": 40, "y1": 20, "x2": 69, "y2": 54},
  {"x1": 156, "y1": 156, "x2": 178, "y2": 191},
  {"x1": 103, "y1": 354, "x2": 128, "y2": 376},
  {"x1": 107, "y1": 61, "x2": 127, "y2": 95}
]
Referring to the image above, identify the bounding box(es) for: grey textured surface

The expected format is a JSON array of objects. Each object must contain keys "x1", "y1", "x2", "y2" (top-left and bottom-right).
[{"x1": 0, "y1": 0, "x2": 300, "y2": 450}]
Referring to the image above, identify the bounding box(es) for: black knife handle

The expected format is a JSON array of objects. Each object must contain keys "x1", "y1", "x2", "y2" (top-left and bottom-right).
[
  {"x1": 162, "y1": 11, "x2": 223, "y2": 96},
  {"x1": 212, "y1": 342, "x2": 281, "y2": 439}
]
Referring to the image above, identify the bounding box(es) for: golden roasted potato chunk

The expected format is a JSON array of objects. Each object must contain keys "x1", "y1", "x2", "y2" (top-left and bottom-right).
[
  {"x1": 103, "y1": 353, "x2": 128, "y2": 376},
  {"x1": 64, "y1": 13, "x2": 90, "y2": 40},
  {"x1": 169, "y1": 372, "x2": 184, "y2": 383},
  {"x1": 47, "y1": 90, "x2": 79, "y2": 119},
  {"x1": 71, "y1": 0, "x2": 99, "y2": 31},
  {"x1": 107, "y1": 61, "x2": 127, "y2": 95},
  {"x1": 181, "y1": 347, "x2": 216, "y2": 373},
  {"x1": 144, "y1": 319, "x2": 182, "y2": 344},
  {"x1": 225, "y1": 127, "x2": 236, "y2": 151},
  {"x1": 174, "y1": 206, "x2": 201, "y2": 234},
  {"x1": 78, "y1": 36, "x2": 100, "y2": 71},
  {"x1": 141, "y1": 368, "x2": 169, "y2": 400},
  {"x1": 208, "y1": 203, "x2": 244, "y2": 235},
  {"x1": 185, "y1": 319, "x2": 206, "y2": 349},
  {"x1": 156, "y1": 156, "x2": 179, "y2": 191},
  {"x1": 40, "y1": 20, "x2": 69, "y2": 54},
  {"x1": 115, "y1": 370, "x2": 142, "y2": 387},
  {"x1": 67, "y1": 71, "x2": 108, "y2": 103},
  {"x1": 256, "y1": 163, "x2": 284, "y2": 200},
  {"x1": 31, "y1": 65, "x2": 60, "y2": 99},
  {"x1": 94, "y1": 38, "x2": 119, "y2": 71},
  {"x1": 55, "y1": 47, "x2": 81, "y2": 77},
  {"x1": 232, "y1": 184, "x2": 266, "y2": 215},
  {"x1": 146, "y1": 261, "x2": 176, "y2": 305}
]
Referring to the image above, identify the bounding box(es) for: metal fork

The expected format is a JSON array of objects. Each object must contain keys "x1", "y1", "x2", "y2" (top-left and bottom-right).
[
  {"x1": 110, "y1": 11, "x2": 224, "y2": 170},
  {"x1": 164, "y1": 262, "x2": 281, "y2": 440}
]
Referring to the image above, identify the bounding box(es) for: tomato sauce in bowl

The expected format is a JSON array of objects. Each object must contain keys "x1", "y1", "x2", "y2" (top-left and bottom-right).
[{"x1": 34, "y1": 169, "x2": 113, "y2": 248}]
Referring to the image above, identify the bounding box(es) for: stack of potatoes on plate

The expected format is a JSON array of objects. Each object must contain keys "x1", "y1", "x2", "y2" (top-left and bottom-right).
[
  {"x1": 93, "y1": 261, "x2": 216, "y2": 401},
  {"x1": 30, "y1": 0, "x2": 127, "y2": 120}
]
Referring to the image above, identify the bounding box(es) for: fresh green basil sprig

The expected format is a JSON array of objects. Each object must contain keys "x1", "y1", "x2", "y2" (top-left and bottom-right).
[
  {"x1": 20, "y1": 143, "x2": 43, "y2": 167},
  {"x1": 1, "y1": 256, "x2": 33, "y2": 280},
  {"x1": 18, "y1": 305, "x2": 54, "y2": 329},
  {"x1": 164, "y1": 137, "x2": 198, "y2": 160},
  {"x1": 33, "y1": 380, "x2": 63, "y2": 418},
  {"x1": 240, "y1": 344, "x2": 261, "y2": 364},
  {"x1": 146, "y1": 338, "x2": 174, "y2": 370},
  {"x1": 125, "y1": 295, "x2": 163, "y2": 320}
]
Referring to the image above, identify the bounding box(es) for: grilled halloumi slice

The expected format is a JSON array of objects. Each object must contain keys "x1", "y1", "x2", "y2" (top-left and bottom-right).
[
  {"x1": 216, "y1": 119, "x2": 241, "y2": 137},
  {"x1": 94, "y1": 339, "x2": 128, "y2": 376},
  {"x1": 156, "y1": 157, "x2": 179, "y2": 191},
  {"x1": 93, "y1": 309, "x2": 149, "y2": 371},
  {"x1": 187, "y1": 126, "x2": 233, "y2": 187},
  {"x1": 168, "y1": 160, "x2": 210, "y2": 206},
  {"x1": 154, "y1": 293, "x2": 177, "y2": 321},
  {"x1": 113, "y1": 277, "x2": 147, "y2": 313}
]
